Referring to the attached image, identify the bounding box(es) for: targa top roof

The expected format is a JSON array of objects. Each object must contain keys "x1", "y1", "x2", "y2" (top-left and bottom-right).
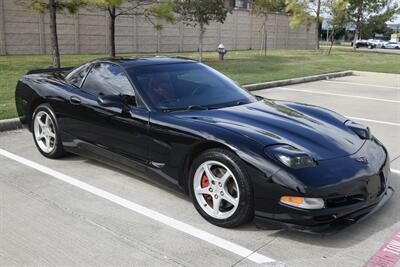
[{"x1": 92, "y1": 56, "x2": 198, "y2": 68}]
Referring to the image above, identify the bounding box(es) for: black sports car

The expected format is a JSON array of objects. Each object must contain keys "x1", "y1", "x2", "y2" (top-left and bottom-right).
[
  {"x1": 15, "y1": 57, "x2": 393, "y2": 233},
  {"x1": 351, "y1": 40, "x2": 376, "y2": 49}
]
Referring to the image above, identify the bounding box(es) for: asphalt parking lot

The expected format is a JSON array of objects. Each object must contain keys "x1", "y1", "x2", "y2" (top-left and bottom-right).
[{"x1": 0, "y1": 71, "x2": 399, "y2": 267}]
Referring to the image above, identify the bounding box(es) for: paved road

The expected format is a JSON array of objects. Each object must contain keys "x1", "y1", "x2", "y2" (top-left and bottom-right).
[
  {"x1": 357, "y1": 47, "x2": 400, "y2": 54},
  {"x1": 322, "y1": 45, "x2": 400, "y2": 54},
  {"x1": 0, "y1": 71, "x2": 399, "y2": 267}
]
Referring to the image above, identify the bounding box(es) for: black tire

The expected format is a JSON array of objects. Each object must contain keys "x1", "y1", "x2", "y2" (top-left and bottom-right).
[
  {"x1": 189, "y1": 148, "x2": 254, "y2": 228},
  {"x1": 32, "y1": 103, "x2": 66, "y2": 159}
]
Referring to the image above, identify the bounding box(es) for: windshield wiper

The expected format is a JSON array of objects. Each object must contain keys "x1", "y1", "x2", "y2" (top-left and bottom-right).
[
  {"x1": 207, "y1": 100, "x2": 249, "y2": 110},
  {"x1": 236, "y1": 101, "x2": 248, "y2": 106},
  {"x1": 161, "y1": 105, "x2": 209, "y2": 112},
  {"x1": 185, "y1": 105, "x2": 209, "y2": 111}
]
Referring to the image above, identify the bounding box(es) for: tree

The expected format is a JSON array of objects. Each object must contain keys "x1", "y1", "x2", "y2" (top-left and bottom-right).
[
  {"x1": 147, "y1": 1, "x2": 176, "y2": 53},
  {"x1": 251, "y1": 0, "x2": 284, "y2": 56},
  {"x1": 286, "y1": 0, "x2": 322, "y2": 50},
  {"x1": 86, "y1": 0, "x2": 175, "y2": 57},
  {"x1": 173, "y1": 0, "x2": 230, "y2": 62},
  {"x1": 359, "y1": 6, "x2": 399, "y2": 39},
  {"x1": 361, "y1": 15, "x2": 394, "y2": 39},
  {"x1": 348, "y1": 0, "x2": 399, "y2": 51},
  {"x1": 17, "y1": 0, "x2": 82, "y2": 67},
  {"x1": 324, "y1": 0, "x2": 348, "y2": 55}
]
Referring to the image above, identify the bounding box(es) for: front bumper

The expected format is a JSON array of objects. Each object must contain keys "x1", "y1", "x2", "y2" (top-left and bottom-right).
[
  {"x1": 251, "y1": 137, "x2": 394, "y2": 234},
  {"x1": 254, "y1": 186, "x2": 394, "y2": 234}
]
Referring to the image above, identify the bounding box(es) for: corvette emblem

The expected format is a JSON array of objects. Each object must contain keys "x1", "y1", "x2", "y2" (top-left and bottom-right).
[{"x1": 356, "y1": 157, "x2": 369, "y2": 164}]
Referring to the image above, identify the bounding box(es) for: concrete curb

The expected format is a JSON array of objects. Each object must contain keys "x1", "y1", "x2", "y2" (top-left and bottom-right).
[
  {"x1": 0, "y1": 118, "x2": 23, "y2": 132},
  {"x1": 243, "y1": 71, "x2": 353, "y2": 91}
]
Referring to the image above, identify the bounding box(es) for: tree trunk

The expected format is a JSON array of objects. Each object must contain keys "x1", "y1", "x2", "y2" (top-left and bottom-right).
[
  {"x1": 352, "y1": 29, "x2": 359, "y2": 51},
  {"x1": 108, "y1": 6, "x2": 116, "y2": 57},
  {"x1": 199, "y1": 24, "x2": 205, "y2": 62},
  {"x1": 352, "y1": 7, "x2": 362, "y2": 52},
  {"x1": 328, "y1": 29, "x2": 335, "y2": 55},
  {"x1": 315, "y1": 0, "x2": 321, "y2": 50},
  {"x1": 49, "y1": 0, "x2": 60, "y2": 68}
]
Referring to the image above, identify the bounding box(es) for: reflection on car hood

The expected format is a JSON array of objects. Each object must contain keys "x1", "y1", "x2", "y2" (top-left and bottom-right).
[{"x1": 174, "y1": 99, "x2": 365, "y2": 160}]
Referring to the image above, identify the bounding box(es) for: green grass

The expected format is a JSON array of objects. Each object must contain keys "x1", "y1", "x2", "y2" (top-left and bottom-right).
[{"x1": 1, "y1": 49, "x2": 400, "y2": 120}]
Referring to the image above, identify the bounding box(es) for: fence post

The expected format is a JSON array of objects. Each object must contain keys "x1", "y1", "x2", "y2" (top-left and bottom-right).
[
  {"x1": 179, "y1": 21, "x2": 184, "y2": 52},
  {"x1": 249, "y1": 13, "x2": 253, "y2": 50},
  {"x1": 217, "y1": 22, "x2": 222, "y2": 45},
  {"x1": 133, "y1": 16, "x2": 138, "y2": 52},
  {"x1": 74, "y1": 13, "x2": 80, "y2": 54},
  {"x1": 274, "y1": 13, "x2": 278, "y2": 49},
  {"x1": 0, "y1": 0, "x2": 6, "y2": 55},
  {"x1": 234, "y1": 11, "x2": 238, "y2": 50},
  {"x1": 38, "y1": 14, "x2": 46, "y2": 54},
  {"x1": 286, "y1": 16, "x2": 289, "y2": 49},
  {"x1": 131, "y1": 16, "x2": 136, "y2": 52}
]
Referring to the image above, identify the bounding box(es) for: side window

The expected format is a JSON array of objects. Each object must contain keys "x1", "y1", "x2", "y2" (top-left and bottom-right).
[
  {"x1": 66, "y1": 63, "x2": 91, "y2": 88},
  {"x1": 82, "y1": 63, "x2": 136, "y2": 105}
]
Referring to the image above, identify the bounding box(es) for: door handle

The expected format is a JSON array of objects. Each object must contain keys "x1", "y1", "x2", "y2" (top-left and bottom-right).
[{"x1": 69, "y1": 96, "x2": 81, "y2": 105}]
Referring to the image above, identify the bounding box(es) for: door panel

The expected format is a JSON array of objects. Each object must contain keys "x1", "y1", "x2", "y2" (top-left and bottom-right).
[{"x1": 57, "y1": 62, "x2": 149, "y2": 174}]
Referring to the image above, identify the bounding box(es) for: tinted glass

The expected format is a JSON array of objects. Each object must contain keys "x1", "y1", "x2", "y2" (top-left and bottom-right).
[
  {"x1": 82, "y1": 63, "x2": 136, "y2": 105},
  {"x1": 66, "y1": 63, "x2": 91, "y2": 88},
  {"x1": 128, "y1": 63, "x2": 255, "y2": 111}
]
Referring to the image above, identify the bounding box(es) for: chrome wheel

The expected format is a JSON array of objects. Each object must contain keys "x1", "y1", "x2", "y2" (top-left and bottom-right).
[
  {"x1": 33, "y1": 111, "x2": 57, "y2": 154},
  {"x1": 193, "y1": 160, "x2": 240, "y2": 220}
]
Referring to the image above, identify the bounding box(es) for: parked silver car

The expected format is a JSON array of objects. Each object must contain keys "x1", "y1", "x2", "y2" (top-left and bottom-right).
[{"x1": 382, "y1": 42, "x2": 400, "y2": 49}]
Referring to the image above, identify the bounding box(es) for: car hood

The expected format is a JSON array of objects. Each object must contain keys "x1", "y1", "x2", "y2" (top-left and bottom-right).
[{"x1": 173, "y1": 99, "x2": 365, "y2": 161}]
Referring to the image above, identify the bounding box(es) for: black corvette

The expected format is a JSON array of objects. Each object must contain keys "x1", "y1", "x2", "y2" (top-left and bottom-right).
[{"x1": 15, "y1": 57, "x2": 393, "y2": 233}]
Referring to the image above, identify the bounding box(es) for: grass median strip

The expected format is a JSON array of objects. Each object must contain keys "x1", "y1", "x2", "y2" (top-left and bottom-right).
[{"x1": 1, "y1": 49, "x2": 400, "y2": 120}]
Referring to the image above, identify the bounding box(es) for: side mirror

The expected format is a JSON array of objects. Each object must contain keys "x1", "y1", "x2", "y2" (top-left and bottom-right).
[
  {"x1": 255, "y1": 95, "x2": 264, "y2": 101},
  {"x1": 97, "y1": 95, "x2": 128, "y2": 111}
]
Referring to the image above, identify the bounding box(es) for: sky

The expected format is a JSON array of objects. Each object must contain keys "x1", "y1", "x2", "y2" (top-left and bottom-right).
[{"x1": 391, "y1": 17, "x2": 400, "y2": 24}]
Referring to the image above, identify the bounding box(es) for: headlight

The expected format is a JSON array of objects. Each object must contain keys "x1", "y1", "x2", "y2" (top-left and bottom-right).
[
  {"x1": 265, "y1": 144, "x2": 316, "y2": 169},
  {"x1": 345, "y1": 120, "x2": 371, "y2": 139},
  {"x1": 280, "y1": 196, "x2": 325, "y2": 209}
]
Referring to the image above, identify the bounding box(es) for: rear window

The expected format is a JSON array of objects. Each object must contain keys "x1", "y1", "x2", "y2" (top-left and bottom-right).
[{"x1": 66, "y1": 63, "x2": 92, "y2": 88}]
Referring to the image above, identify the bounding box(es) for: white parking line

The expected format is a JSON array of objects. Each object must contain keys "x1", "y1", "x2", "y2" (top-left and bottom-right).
[
  {"x1": 0, "y1": 148, "x2": 277, "y2": 266},
  {"x1": 323, "y1": 80, "x2": 400, "y2": 90},
  {"x1": 346, "y1": 116, "x2": 400, "y2": 127},
  {"x1": 278, "y1": 87, "x2": 400, "y2": 104}
]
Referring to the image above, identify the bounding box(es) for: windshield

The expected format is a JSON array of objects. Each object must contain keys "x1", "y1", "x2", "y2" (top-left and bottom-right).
[{"x1": 127, "y1": 63, "x2": 256, "y2": 111}]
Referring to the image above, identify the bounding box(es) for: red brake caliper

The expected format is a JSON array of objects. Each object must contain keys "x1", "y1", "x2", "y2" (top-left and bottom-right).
[{"x1": 201, "y1": 173, "x2": 213, "y2": 204}]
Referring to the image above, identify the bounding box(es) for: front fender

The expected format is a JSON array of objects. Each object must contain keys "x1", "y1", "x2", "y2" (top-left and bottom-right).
[{"x1": 148, "y1": 112, "x2": 283, "y2": 193}]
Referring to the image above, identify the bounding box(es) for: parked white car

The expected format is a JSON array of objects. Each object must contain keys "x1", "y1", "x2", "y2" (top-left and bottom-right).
[
  {"x1": 367, "y1": 39, "x2": 388, "y2": 48},
  {"x1": 382, "y1": 42, "x2": 400, "y2": 49}
]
